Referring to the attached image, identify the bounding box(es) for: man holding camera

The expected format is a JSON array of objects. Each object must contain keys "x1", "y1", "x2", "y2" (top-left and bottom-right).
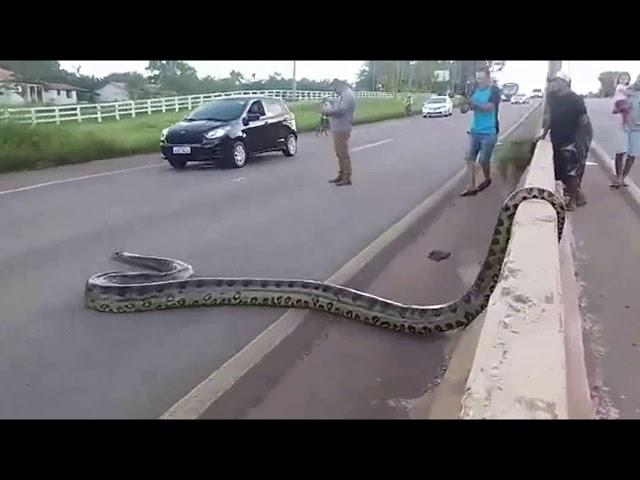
[{"x1": 322, "y1": 79, "x2": 356, "y2": 187}]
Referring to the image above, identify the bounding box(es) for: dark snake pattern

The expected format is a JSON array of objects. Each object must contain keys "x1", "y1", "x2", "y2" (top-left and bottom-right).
[{"x1": 85, "y1": 187, "x2": 565, "y2": 335}]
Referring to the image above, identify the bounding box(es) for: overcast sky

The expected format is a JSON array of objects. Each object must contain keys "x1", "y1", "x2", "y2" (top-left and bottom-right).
[{"x1": 59, "y1": 61, "x2": 640, "y2": 95}]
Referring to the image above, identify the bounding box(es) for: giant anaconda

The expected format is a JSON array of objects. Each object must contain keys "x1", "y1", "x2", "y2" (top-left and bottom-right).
[{"x1": 85, "y1": 186, "x2": 565, "y2": 335}]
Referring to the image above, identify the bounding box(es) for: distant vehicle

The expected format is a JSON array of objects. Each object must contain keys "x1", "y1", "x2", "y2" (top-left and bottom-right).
[
  {"x1": 422, "y1": 95, "x2": 453, "y2": 117},
  {"x1": 510, "y1": 93, "x2": 530, "y2": 105},
  {"x1": 501, "y1": 83, "x2": 519, "y2": 102},
  {"x1": 530, "y1": 88, "x2": 544, "y2": 99},
  {"x1": 160, "y1": 97, "x2": 298, "y2": 169}
]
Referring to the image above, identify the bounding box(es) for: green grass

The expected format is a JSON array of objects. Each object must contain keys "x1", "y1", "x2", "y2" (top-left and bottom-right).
[
  {"x1": 0, "y1": 97, "x2": 430, "y2": 173},
  {"x1": 492, "y1": 139, "x2": 536, "y2": 182}
]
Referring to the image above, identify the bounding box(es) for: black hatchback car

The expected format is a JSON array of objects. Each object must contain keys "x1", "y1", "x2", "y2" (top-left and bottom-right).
[{"x1": 160, "y1": 97, "x2": 298, "y2": 169}]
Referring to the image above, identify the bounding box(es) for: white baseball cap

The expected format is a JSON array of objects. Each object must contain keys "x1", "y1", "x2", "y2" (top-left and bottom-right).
[{"x1": 554, "y1": 71, "x2": 571, "y2": 84}]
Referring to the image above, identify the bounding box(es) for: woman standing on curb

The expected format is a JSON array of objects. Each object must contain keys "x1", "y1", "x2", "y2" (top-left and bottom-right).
[{"x1": 611, "y1": 73, "x2": 640, "y2": 189}]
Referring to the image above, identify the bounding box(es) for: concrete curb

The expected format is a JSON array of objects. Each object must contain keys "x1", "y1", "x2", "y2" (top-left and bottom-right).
[
  {"x1": 160, "y1": 103, "x2": 543, "y2": 420},
  {"x1": 559, "y1": 219, "x2": 595, "y2": 419}
]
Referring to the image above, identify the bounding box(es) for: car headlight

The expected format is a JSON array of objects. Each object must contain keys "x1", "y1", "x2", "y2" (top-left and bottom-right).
[
  {"x1": 160, "y1": 128, "x2": 168, "y2": 142},
  {"x1": 204, "y1": 128, "x2": 227, "y2": 140}
]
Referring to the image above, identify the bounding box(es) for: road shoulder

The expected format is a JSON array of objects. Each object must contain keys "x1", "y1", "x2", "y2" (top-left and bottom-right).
[{"x1": 571, "y1": 152, "x2": 640, "y2": 418}]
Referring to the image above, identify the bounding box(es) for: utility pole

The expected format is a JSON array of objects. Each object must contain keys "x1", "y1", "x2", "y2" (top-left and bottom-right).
[
  {"x1": 292, "y1": 60, "x2": 297, "y2": 101},
  {"x1": 544, "y1": 60, "x2": 562, "y2": 118},
  {"x1": 548, "y1": 60, "x2": 562, "y2": 81},
  {"x1": 370, "y1": 61, "x2": 376, "y2": 91},
  {"x1": 408, "y1": 61, "x2": 416, "y2": 90}
]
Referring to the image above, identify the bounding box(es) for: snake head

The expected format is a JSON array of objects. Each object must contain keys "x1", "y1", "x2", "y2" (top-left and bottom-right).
[{"x1": 112, "y1": 249, "x2": 124, "y2": 259}]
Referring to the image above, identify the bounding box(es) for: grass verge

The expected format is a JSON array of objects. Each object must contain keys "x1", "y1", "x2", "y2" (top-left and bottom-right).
[
  {"x1": 492, "y1": 139, "x2": 536, "y2": 184},
  {"x1": 0, "y1": 96, "x2": 428, "y2": 174}
]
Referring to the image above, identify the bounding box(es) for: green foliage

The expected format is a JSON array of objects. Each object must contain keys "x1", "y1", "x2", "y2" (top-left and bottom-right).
[
  {"x1": 598, "y1": 71, "x2": 630, "y2": 98},
  {"x1": 361, "y1": 61, "x2": 504, "y2": 94},
  {"x1": 493, "y1": 139, "x2": 536, "y2": 181},
  {"x1": 101, "y1": 72, "x2": 148, "y2": 100},
  {"x1": 0, "y1": 60, "x2": 426, "y2": 106},
  {"x1": 0, "y1": 61, "x2": 63, "y2": 82}
]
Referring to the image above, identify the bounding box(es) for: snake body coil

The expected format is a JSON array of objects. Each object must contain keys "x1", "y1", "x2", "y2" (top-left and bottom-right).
[{"x1": 85, "y1": 187, "x2": 565, "y2": 335}]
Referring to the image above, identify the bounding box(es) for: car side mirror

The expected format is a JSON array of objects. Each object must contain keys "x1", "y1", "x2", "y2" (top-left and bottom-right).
[{"x1": 246, "y1": 112, "x2": 261, "y2": 123}]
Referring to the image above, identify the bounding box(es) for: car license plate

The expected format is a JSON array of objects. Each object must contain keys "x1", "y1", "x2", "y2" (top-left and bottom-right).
[{"x1": 173, "y1": 146, "x2": 191, "y2": 154}]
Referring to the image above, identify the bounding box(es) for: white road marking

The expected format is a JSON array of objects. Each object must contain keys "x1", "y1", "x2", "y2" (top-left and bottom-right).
[
  {"x1": 0, "y1": 163, "x2": 164, "y2": 196},
  {"x1": 0, "y1": 138, "x2": 392, "y2": 197},
  {"x1": 233, "y1": 177, "x2": 247, "y2": 182},
  {"x1": 351, "y1": 139, "x2": 392, "y2": 152}
]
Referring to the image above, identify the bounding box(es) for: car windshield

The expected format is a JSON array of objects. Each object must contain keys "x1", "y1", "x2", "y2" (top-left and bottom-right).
[
  {"x1": 502, "y1": 83, "x2": 518, "y2": 95},
  {"x1": 427, "y1": 97, "x2": 447, "y2": 104},
  {"x1": 186, "y1": 99, "x2": 247, "y2": 122}
]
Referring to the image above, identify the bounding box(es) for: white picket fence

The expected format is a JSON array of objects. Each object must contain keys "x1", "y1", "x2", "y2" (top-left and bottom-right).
[{"x1": 0, "y1": 89, "x2": 399, "y2": 126}]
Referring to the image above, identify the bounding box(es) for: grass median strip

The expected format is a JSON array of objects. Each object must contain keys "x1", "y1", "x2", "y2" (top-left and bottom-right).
[
  {"x1": 493, "y1": 139, "x2": 536, "y2": 182},
  {"x1": 0, "y1": 96, "x2": 428, "y2": 174}
]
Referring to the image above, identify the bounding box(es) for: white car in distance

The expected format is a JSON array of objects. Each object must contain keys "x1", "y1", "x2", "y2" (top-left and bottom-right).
[
  {"x1": 530, "y1": 88, "x2": 544, "y2": 99},
  {"x1": 510, "y1": 93, "x2": 530, "y2": 105},
  {"x1": 422, "y1": 96, "x2": 453, "y2": 117}
]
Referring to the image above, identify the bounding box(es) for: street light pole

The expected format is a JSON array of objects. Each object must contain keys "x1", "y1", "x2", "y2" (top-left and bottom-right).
[
  {"x1": 292, "y1": 60, "x2": 297, "y2": 101},
  {"x1": 544, "y1": 60, "x2": 562, "y2": 118},
  {"x1": 408, "y1": 61, "x2": 415, "y2": 90},
  {"x1": 370, "y1": 61, "x2": 376, "y2": 91}
]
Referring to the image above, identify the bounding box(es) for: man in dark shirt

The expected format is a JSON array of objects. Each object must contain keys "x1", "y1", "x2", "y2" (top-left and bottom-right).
[{"x1": 535, "y1": 71, "x2": 592, "y2": 211}]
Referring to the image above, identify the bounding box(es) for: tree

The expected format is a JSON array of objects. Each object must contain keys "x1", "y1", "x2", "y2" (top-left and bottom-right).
[
  {"x1": 355, "y1": 64, "x2": 372, "y2": 90},
  {"x1": 145, "y1": 61, "x2": 202, "y2": 95},
  {"x1": 101, "y1": 72, "x2": 148, "y2": 100},
  {"x1": 0, "y1": 61, "x2": 63, "y2": 82},
  {"x1": 228, "y1": 70, "x2": 245, "y2": 85},
  {"x1": 598, "y1": 71, "x2": 628, "y2": 98}
]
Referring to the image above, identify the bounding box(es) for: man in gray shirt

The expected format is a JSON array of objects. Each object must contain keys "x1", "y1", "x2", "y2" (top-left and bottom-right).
[{"x1": 322, "y1": 79, "x2": 356, "y2": 186}]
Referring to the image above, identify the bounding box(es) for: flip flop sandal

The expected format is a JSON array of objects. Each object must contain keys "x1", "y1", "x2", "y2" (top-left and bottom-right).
[
  {"x1": 460, "y1": 189, "x2": 478, "y2": 197},
  {"x1": 610, "y1": 183, "x2": 620, "y2": 189},
  {"x1": 476, "y1": 179, "x2": 492, "y2": 192}
]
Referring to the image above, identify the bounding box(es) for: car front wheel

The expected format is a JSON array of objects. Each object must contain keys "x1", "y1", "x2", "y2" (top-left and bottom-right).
[
  {"x1": 283, "y1": 133, "x2": 297, "y2": 157},
  {"x1": 225, "y1": 141, "x2": 247, "y2": 168}
]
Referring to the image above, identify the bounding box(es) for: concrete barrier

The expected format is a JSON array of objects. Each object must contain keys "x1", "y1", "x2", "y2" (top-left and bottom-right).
[{"x1": 460, "y1": 140, "x2": 574, "y2": 419}]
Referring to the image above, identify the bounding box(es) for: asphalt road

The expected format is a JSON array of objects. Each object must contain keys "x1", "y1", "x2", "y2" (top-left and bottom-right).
[
  {"x1": 587, "y1": 98, "x2": 620, "y2": 153},
  {"x1": 0, "y1": 104, "x2": 529, "y2": 418}
]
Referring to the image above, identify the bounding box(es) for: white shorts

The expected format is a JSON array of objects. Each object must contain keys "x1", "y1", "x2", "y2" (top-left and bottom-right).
[{"x1": 617, "y1": 127, "x2": 640, "y2": 156}]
